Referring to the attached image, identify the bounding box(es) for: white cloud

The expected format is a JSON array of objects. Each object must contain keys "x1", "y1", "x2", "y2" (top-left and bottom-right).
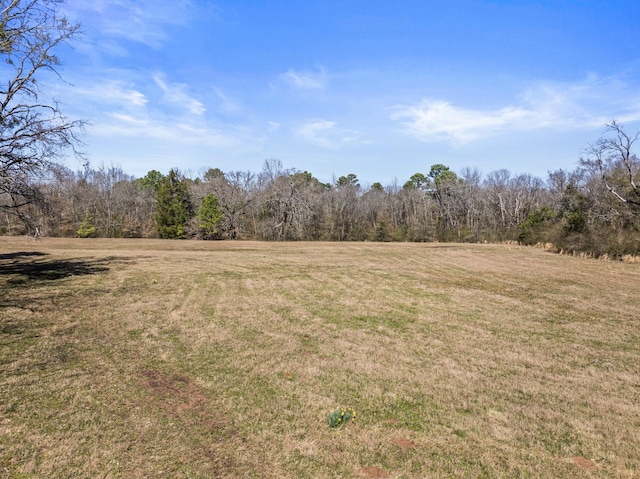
[
  {"x1": 281, "y1": 67, "x2": 328, "y2": 90},
  {"x1": 68, "y1": 75, "x2": 238, "y2": 150},
  {"x1": 297, "y1": 119, "x2": 335, "y2": 147},
  {"x1": 90, "y1": 112, "x2": 236, "y2": 148},
  {"x1": 64, "y1": 0, "x2": 195, "y2": 49},
  {"x1": 296, "y1": 119, "x2": 362, "y2": 149},
  {"x1": 76, "y1": 81, "x2": 148, "y2": 108},
  {"x1": 213, "y1": 86, "x2": 242, "y2": 114},
  {"x1": 391, "y1": 100, "x2": 530, "y2": 144},
  {"x1": 521, "y1": 74, "x2": 640, "y2": 127},
  {"x1": 153, "y1": 74, "x2": 206, "y2": 116},
  {"x1": 391, "y1": 74, "x2": 640, "y2": 145}
]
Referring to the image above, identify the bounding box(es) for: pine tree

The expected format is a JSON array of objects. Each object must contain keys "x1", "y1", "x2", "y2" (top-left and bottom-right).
[
  {"x1": 154, "y1": 170, "x2": 193, "y2": 239},
  {"x1": 198, "y1": 193, "x2": 223, "y2": 239},
  {"x1": 76, "y1": 212, "x2": 97, "y2": 238}
]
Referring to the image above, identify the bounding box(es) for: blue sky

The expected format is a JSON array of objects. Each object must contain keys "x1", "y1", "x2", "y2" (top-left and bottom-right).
[{"x1": 54, "y1": 0, "x2": 640, "y2": 185}]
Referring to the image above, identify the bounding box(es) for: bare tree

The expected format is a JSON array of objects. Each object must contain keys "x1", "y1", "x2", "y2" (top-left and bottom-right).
[
  {"x1": 397, "y1": 177, "x2": 437, "y2": 241},
  {"x1": 458, "y1": 167, "x2": 484, "y2": 240},
  {"x1": 581, "y1": 121, "x2": 640, "y2": 210},
  {"x1": 0, "y1": 0, "x2": 83, "y2": 227},
  {"x1": 196, "y1": 168, "x2": 256, "y2": 239},
  {"x1": 325, "y1": 175, "x2": 363, "y2": 240}
]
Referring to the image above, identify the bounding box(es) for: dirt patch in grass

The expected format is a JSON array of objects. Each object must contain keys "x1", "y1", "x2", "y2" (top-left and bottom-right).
[
  {"x1": 391, "y1": 438, "x2": 417, "y2": 450},
  {"x1": 567, "y1": 456, "x2": 598, "y2": 471},
  {"x1": 359, "y1": 466, "x2": 389, "y2": 478},
  {"x1": 141, "y1": 369, "x2": 210, "y2": 418}
]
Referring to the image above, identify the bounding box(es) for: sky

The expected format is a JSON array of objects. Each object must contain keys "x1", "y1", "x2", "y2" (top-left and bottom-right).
[{"x1": 49, "y1": 0, "x2": 640, "y2": 185}]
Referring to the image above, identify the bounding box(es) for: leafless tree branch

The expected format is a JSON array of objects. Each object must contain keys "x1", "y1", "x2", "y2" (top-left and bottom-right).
[{"x1": 0, "y1": 0, "x2": 84, "y2": 219}]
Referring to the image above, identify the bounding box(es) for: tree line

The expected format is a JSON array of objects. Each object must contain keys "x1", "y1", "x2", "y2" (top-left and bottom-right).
[
  {"x1": 0, "y1": 1, "x2": 638, "y2": 258},
  {"x1": 2, "y1": 120, "x2": 639, "y2": 258}
]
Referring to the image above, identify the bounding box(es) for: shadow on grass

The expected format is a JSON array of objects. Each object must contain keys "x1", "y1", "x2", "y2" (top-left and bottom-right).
[
  {"x1": 0, "y1": 251, "x2": 48, "y2": 261},
  {"x1": 0, "y1": 252, "x2": 123, "y2": 281},
  {"x1": 0, "y1": 253, "x2": 133, "y2": 313}
]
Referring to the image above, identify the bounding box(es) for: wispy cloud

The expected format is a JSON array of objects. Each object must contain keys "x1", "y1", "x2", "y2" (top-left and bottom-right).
[
  {"x1": 153, "y1": 74, "x2": 206, "y2": 116},
  {"x1": 64, "y1": 0, "x2": 196, "y2": 50},
  {"x1": 280, "y1": 67, "x2": 328, "y2": 90},
  {"x1": 75, "y1": 81, "x2": 148, "y2": 108},
  {"x1": 296, "y1": 119, "x2": 362, "y2": 148},
  {"x1": 65, "y1": 72, "x2": 242, "y2": 150},
  {"x1": 391, "y1": 100, "x2": 529, "y2": 144},
  {"x1": 91, "y1": 112, "x2": 238, "y2": 148},
  {"x1": 267, "y1": 121, "x2": 281, "y2": 132},
  {"x1": 212, "y1": 86, "x2": 242, "y2": 114},
  {"x1": 391, "y1": 74, "x2": 640, "y2": 145},
  {"x1": 521, "y1": 74, "x2": 640, "y2": 126}
]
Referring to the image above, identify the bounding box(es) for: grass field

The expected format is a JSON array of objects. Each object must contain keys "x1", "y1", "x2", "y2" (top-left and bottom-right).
[{"x1": 1, "y1": 237, "x2": 639, "y2": 478}]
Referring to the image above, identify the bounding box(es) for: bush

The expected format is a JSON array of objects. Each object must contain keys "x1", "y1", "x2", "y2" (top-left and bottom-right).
[
  {"x1": 77, "y1": 213, "x2": 97, "y2": 238},
  {"x1": 518, "y1": 206, "x2": 556, "y2": 245}
]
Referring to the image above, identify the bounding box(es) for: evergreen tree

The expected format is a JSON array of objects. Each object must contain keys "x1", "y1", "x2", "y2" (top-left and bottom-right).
[
  {"x1": 136, "y1": 169, "x2": 164, "y2": 191},
  {"x1": 154, "y1": 170, "x2": 193, "y2": 239},
  {"x1": 198, "y1": 193, "x2": 223, "y2": 239},
  {"x1": 76, "y1": 212, "x2": 97, "y2": 238}
]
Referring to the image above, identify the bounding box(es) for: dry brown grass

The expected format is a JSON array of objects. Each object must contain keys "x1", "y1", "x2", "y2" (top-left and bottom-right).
[
  {"x1": 622, "y1": 254, "x2": 640, "y2": 264},
  {"x1": 1, "y1": 237, "x2": 639, "y2": 478}
]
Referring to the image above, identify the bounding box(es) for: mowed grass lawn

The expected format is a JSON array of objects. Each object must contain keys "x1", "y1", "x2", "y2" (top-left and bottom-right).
[{"x1": 1, "y1": 237, "x2": 639, "y2": 478}]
